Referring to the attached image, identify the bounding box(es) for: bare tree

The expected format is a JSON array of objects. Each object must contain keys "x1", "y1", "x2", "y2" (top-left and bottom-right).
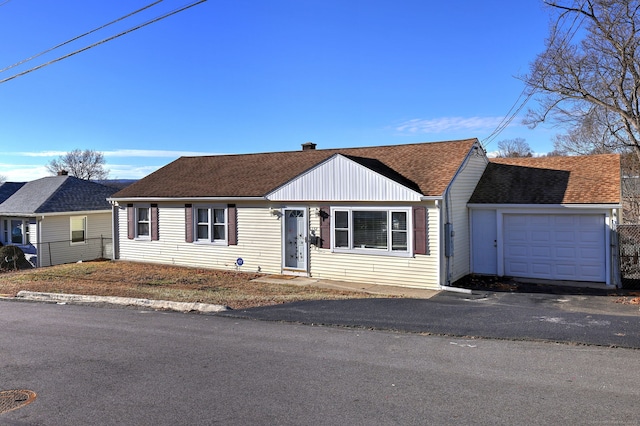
[
  {"x1": 524, "y1": 0, "x2": 640, "y2": 160},
  {"x1": 0, "y1": 174, "x2": 6, "y2": 184},
  {"x1": 496, "y1": 138, "x2": 533, "y2": 158},
  {"x1": 47, "y1": 149, "x2": 109, "y2": 181}
]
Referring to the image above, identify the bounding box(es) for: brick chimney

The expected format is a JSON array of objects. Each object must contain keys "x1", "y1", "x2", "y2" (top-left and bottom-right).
[
  {"x1": 302, "y1": 142, "x2": 317, "y2": 151},
  {"x1": 58, "y1": 170, "x2": 69, "y2": 176}
]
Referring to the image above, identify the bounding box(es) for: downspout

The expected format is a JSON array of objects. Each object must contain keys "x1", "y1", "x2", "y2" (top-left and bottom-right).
[
  {"x1": 36, "y1": 216, "x2": 43, "y2": 268},
  {"x1": 110, "y1": 201, "x2": 119, "y2": 261}
]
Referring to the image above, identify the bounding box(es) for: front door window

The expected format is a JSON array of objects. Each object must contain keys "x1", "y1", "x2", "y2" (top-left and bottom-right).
[
  {"x1": 11, "y1": 219, "x2": 24, "y2": 244},
  {"x1": 284, "y1": 209, "x2": 307, "y2": 270}
]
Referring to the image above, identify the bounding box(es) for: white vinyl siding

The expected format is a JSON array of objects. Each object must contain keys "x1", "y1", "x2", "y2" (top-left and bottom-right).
[
  {"x1": 310, "y1": 203, "x2": 440, "y2": 289},
  {"x1": 37, "y1": 212, "x2": 112, "y2": 267},
  {"x1": 444, "y1": 151, "x2": 488, "y2": 284},
  {"x1": 267, "y1": 154, "x2": 423, "y2": 202},
  {"x1": 118, "y1": 204, "x2": 282, "y2": 274}
]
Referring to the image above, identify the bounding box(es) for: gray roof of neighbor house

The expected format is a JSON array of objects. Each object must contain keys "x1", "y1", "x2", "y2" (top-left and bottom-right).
[
  {"x1": 0, "y1": 175, "x2": 119, "y2": 215},
  {"x1": 0, "y1": 182, "x2": 26, "y2": 204},
  {"x1": 111, "y1": 139, "x2": 480, "y2": 199},
  {"x1": 469, "y1": 154, "x2": 621, "y2": 205}
]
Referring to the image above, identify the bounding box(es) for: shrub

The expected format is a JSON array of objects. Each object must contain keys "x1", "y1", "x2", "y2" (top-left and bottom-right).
[{"x1": 0, "y1": 245, "x2": 32, "y2": 271}]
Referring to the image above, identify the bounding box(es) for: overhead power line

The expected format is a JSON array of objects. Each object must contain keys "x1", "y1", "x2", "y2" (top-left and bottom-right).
[
  {"x1": 481, "y1": 5, "x2": 585, "y2": 149},
  {"x1": 0, "y1": 0, "x2": 207, "y2": 85},
  {"x1": 0, "y1": 0, "x2": 165, "y2": 74}
]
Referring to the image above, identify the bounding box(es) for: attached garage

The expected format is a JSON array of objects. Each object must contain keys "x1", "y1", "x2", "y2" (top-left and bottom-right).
[{"x1": 468, "y1": 154, "x2": 622, "y2": 287}]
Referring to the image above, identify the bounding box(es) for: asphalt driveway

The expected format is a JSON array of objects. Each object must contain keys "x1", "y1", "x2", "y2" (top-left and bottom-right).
[{"x1": 219, "y1": 290, "x2": 640, "y2": 349}]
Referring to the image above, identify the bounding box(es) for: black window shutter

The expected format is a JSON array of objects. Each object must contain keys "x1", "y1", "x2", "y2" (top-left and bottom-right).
[
  {"x1": 319, "y1": 206, "x2": 331, "y2": 249},
  {"x1": 151, "y1": 204, "x2": 159, "y2": 241},
  {"x1": 228, "y1": 204, "x2": 237, "y2": 245},
  {"x1": 413, "y1": 206, "x2": 427, "y2": 255},
  {"x1": 185, "y1": 204, "x2": 193, "y2": 243},
  {"x1": 127, "y1": 204, "x2": 134, "y2": 240}
]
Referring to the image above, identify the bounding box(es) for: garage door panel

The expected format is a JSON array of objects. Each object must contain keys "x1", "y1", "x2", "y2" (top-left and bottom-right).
[
  {"x1": 580, "y1": 247, "x2": 602, "y2": 260},
  {"x1": 503, "y1": 214, "x2": 606, "y2": 282},
  {"x1": 555, "y1": 246, "x2": 576, "y2": 259},
  {"x1": 581, "y1": 265, "x2": 603, "y2": 279},
  {"x1": 555, "y1": 231, "x2": 575, "y2": 242},
  {"x1": 580, "y1": 231, "x2": 601, "y2": 243},
  {"x1": 507, "y1": 262, "x2": 529, "y2": 274},
  {"x1": 556, "y1": 264, "x2": 577, "y2": 276},
  {"x1": 531, "y1": 246, "x2": 551, "y2": 257},
  {"x1": 506, "y1": 230, "x2": 527, "y2": 242},
  {"x1": 531, "y1": 231, "x2": 551, "y2": 242},
  {"x1": 531, "y1": 263, "x2": 552, "y2": 275},
  {"x1": 505, "y1": 244, "x2": 528, "y2": 257}
]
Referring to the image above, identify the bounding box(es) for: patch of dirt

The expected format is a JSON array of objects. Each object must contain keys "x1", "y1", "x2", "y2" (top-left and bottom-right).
[
  {"x1": 0, "y1": 260, "x2": 373, "y2": 309},
  {"x1": 453, "y1": 274, "x2": 635, "y2": 297}
]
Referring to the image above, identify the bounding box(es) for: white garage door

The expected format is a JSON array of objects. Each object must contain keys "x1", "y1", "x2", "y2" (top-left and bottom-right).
[{"x1": 503, "y1": 214, "x2": 606, "y2": 282}]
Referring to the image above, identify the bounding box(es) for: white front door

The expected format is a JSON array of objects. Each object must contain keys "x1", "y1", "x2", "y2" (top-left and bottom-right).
[
  {"x1": 471, "y1": 209, "x2": 497, "y2": 275},
  {"x1": 283, "y1": 208, "x2": 308, "y2": 271}
]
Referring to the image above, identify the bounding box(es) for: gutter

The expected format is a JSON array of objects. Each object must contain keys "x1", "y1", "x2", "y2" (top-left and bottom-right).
[{"x1": 108, "y1": 196, "x2": 266, "y2": 204}]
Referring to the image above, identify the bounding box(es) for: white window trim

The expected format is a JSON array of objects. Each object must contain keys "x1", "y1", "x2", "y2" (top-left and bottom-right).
[
  {"x1": 135, "y1": 204, "x2": 151, "y2": 241},
  {"x1": 70, "y1": 215, "x2": 87, "y2": 245},
  {"x1": 330, "y1": 206, "x2": 413, "y2": 257},
  {"x1": 193, "y1": 205, "x2": 228, "y2": 245}
]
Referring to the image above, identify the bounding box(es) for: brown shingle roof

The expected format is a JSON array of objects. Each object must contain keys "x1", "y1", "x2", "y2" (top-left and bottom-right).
[
  {"x1": 112, "y1": 139, "x2": 479, "y2": 199},
  {"x1": 469, "y1": 154, "x2": 621, "y2": 204}
]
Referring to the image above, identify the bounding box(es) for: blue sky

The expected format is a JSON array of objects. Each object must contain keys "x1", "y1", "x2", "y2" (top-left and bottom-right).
[{"x1": 0, "y1": 0, "x2": 557, "y2": 181}]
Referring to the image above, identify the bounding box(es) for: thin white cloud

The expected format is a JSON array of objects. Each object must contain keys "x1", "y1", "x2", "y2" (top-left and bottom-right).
[
  {"x1": 15, "y1": 151, "x2": 67, "y2": 157},
  {"x1": 0, "y1": 165, "x2": 49, "y2": 181},
  {"x1": 107, "y1": 164, "x2": 163, "y2": 179},
  {"x1": 395, "y1": 116, "x2": 507, "y2": 134}
]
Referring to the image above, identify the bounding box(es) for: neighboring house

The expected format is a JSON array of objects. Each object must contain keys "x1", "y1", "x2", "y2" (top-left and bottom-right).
[
  {"x1": 0, "y1": 174, "x2": 119, "y2": 267},
  {"x1": 109, "y1": 139, "x2": 622, "y2": 289},
  {"x1": 469, "y1": 154, "x2": 621, "y2": 286},
  {"x1": 0, "y1": 182, "x2": 26, "y2": 204}
]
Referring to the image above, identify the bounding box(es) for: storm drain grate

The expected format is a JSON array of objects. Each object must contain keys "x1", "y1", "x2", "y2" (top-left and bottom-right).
[{"x1": 0, "y1": 390, "x2": 37, "y2": 414}]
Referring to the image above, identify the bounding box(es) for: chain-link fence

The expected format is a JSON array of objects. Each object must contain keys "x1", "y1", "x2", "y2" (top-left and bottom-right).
[
  {"x1": 617, "y1": 224, "x2": 640, "y2": 289},
  {"x1": 34, "y1": 236, "x2": 112, "y2": 267}
]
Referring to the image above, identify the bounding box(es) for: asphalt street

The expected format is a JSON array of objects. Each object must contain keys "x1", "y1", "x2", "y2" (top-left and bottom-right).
[
  {"x1": 220, "y1": 290, "x2": 640, "y2": 348},
  {"x1": 2, "y1": 300, "x2": 640, "y2": 425}
]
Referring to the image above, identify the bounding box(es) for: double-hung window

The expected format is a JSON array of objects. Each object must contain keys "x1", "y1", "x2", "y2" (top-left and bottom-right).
[
  {"x1": 195, "y1": 206, "x2": 227, "y2": 244},
  {"x1": 70, "y1": 216, "x2": 87, "y2": 244},
  {"x1": 136, "y1": 206, "x2": 151, "y2": 239},
  {"x1": 332, "y1": 207, "x2": 410, "y2": 255}
]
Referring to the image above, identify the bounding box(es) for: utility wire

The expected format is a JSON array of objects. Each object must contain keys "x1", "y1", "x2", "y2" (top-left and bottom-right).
[
  {"x1": 481, "y1": 5, "x2": 585, "y2": 149},
  {"x1": 0, "y1": 0, "x2": 164, "y2": 74},
  {"x1": 0, "y1": 0, "x2": 207, "y2": 85}
]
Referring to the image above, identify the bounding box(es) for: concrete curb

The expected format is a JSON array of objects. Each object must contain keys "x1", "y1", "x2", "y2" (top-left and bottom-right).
[{"x1": 14, "y1": 291, "x2": 230, "y2": 313}]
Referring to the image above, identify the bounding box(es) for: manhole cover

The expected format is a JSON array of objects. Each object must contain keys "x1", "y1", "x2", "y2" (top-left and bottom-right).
[{"x1": 0, "y1": 390, "x2": 37, "y2": 414}]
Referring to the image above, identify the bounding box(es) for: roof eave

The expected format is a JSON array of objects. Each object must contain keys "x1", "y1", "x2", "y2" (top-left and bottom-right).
[
  {"x1": 108, "y1": 196, "x2": 268, "y2": 204},
  {"x1": 467, "y1": 203, "x2": 622, "y2": 210}
]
